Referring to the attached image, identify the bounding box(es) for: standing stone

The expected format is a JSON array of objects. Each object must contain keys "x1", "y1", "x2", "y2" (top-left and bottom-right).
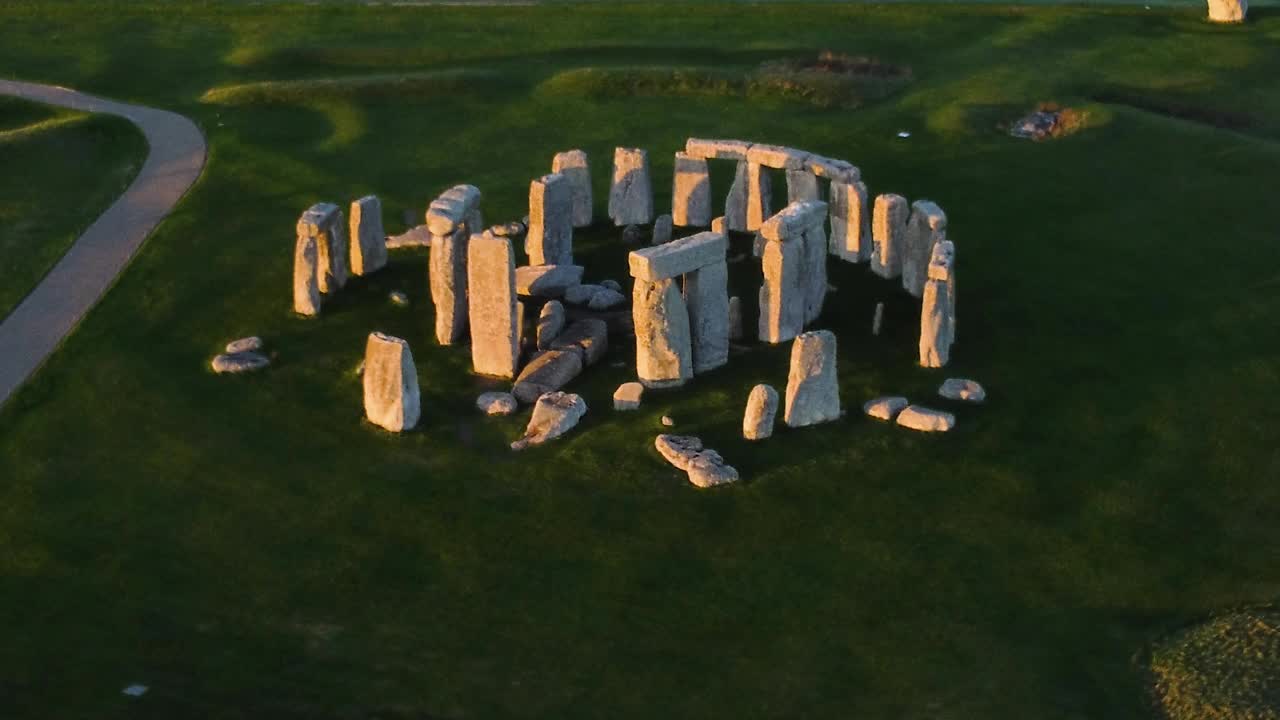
[
  {"x1": 872, "y1": 193, "x2": 908, "y2": 279},
  {"x1": 426, "y1": 184, "x2": 482, "y2": 236},
  {"x1": 672, "y1": 152, "x2": 712, "y2": 227},
  {"x1": 362, "y1": 332, "x2": 420, "y2": 432},
  {"x1": 299, "y1": 203, "x2": 347, "y2": 293},
  {"x1": 293, "y1": 232, "x2": 320, "y2": 317},
  {"x1": 728, "y1": 295, "x2": 743, "y2": 341},
  {"x1": 428, "y1": 227, "x2": 469, "y2": 345},
  {"x1": 784, "y1": 330, "x2": 840, "y2": 428},
  {"x1": 1208, "y1": 0, "x2": 1247, "y2": 22},
  {"x1": 526, "y1": 173, "x2": 573, "y2": 265},
  {"x1": 608, "y1": 147, "x2": 654, "y2": 225},
  {"x1": 467, "y1": 232, "x2": 519, "y2": 378},
  {"x1": 800, "y1": 221, "x2": 828, "y2": 323},
  {"x1": 745, "y1": 162, "x2": 773, "y2": 231},
  {"x1": 652, "y1": 214, "x2": 674, "y2": 245},
  {"x1": 724, "y1": 160, "x2": 749, "y2": 232},
  {"x1": 758, "y1": 235, "x2": 804, "y2": 343},
  {"x1": 919, "y1": 240, "x2": 956, "y2": 368},
  {"x1": 684, "y1": 260, "x2": 730, "y2": 374},
  {"x1": 786, "y1": 169, "x2": 821, "y2": 204},
  {"x1": 632, "y1": 277, "x2": 693, "y2": 388},
  {"x1": 349, "y1": 195, "x2": 388, "y2": 276},
  {"x1": 872, "y1": 301, "x2": 885, "y2": 336},
  {"x1": 830, "y1": 181, "x2": 871, "y2": 262},
  {"x1": 742, "y1": 384, "x2": 779, "y2": 440},
  {"x1": 903, "y1": 200, "x2": 947, "y2": 298},
  {"x1": 552, "y1": 149, "x2": 593, "y2": 228},
  {"x1": 536, "y1": 300, "x2": 565, "y2": 350},
  {"x1": 711, "y1": 216, "x2": 726, "y2": 233}
]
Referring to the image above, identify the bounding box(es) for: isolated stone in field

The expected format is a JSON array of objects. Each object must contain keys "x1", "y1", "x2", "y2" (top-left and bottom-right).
[
  {"x1": 564, "y1": 283, "x2": 604, "y2": 305},
  {"x1": 428, "y1": 227, "x2": 469, "y2": 345},
  {"x1": 742, "y1": 383, "x2": 779, "y2": 440},
  {"x1": 871, "y1": 193, "x2": 908, "y2": 279},
  {"x1": 863, "y1": 396, "x2": 908, "y2": 421},
  {"x1": 711, "y1": 216, "x2": 726, "y2": 233},
  {"x1": 426, "y1": 184, "x2": 481, "y2": 236},
  {"x1": 628, "y1": 230, "x2": 728, "y2": 281},
  {"x1": 293, "y1": 231, "x2": 320, "y2": 316},
  {"x1": 672, "y1": 151, "x2": 712, "y2": 226},
  {"x1": 608, "y1": 147, "x2": 654, "y2": 225},
  {"x1": 896, "y1": 405, "x2": 955, "y2": 432},
  {"x1": 1207, "y1": 0, "x2": 1247, "y2": 22},
  {"x1": 587, "y1": 286, "x2": 626, "y2": 310},
  {"x1": 526, "y1": 173, "x2": 574, "y2": 266},
  {"x1": 549, "y1": 318, "x2": 609, "y2": 366},
  {"x1": 728, "y1": 295, "x2": 743, "y2": 341},
  {"x1": 211, "y1": 351, "x2": 270, "y2": 374},
  {"x1": 362, "y1": 332, "x2": 420, "y2": 432},
  {"x1": 511, "y1": 391, "x2": 587, "y2": 450},
  {"x1": 687, "y1": 452, "x2": 739, "y2": 488},
  {"x1": 536, "y1": 300, "x2": 565, "y2": 350},
  {"x1": 784, "y1": 330, "x2": 840, "y2": 427},
  {"x1": 613, "y1": 382, "x2": 644, "y2": 410},
  {"x1": 225, "y1": 336, "x2": 263, "y2": 354},
  {"x1": 515, "y1": 263, "x2": 584, "y2": 298},
  {"x1": 829, "y1": 181, "x2": 871, "y2": 262},
  {"x1": 476, "y1": 391, "x2": 518, "y2": 416},
  {"x1": 349, "y1": 195, "x2": 388, "y2": 276},
  {"x1": 785, "y1": 169, "x2": 821, "y2": 204},
  {"x1": 745, "y1": 162, "x2": 773, "y2": 231},
  {"x1": 939, "y1": 378, "x2": 985, "y2": 403},
  {"x1": 872, "y1": 302, "x2": 885, "y2": 336},
  {"x1": 903, "y1": 200, "x2": 947, "y2": 298},
  {"x1": 684, "y1": 138, "x2": 752, "y2": 160},
  {"x1": 632, "y1": 277, "x2": 693, "y2": 388},
  {"x1": 467, "y1": 232, "x2": 519, "y2": 378},
  {"x1": 757, "y1": 231, "x2": 804, "y2": 343},
  {"x1": 552, "y1": 149, "x2": 593, "y2": 227},
  {"x1": 512, "y1": 349, "x2": 584, "y2": 404},
  {"x1": 724, "y1": 160, "x2": 749, "y2": 231},
  {"x1": 654, "y1": 434, "x2": 703, "y2": 470},
  {"x1": 652, "y1": 213, "x2": 674, "y2": 245},
  {"x1": 683, "y1": 259, "x2": 730, "y2": 373}
]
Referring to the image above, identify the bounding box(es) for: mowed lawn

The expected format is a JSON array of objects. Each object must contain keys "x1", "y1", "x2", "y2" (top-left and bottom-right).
[
  {"x1": 0, "y1": 97, "x2": 146, "y2": 319},
  {"x1": 0, "y1": 3, "x2": 1278, "y2": 718}
]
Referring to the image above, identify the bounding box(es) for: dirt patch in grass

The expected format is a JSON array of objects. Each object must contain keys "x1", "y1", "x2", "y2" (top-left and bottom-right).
[
  {"x1": 1148, "y1": 608, "x2": 1280, "y2": 720},
  {"x1": 1004, "y1": 102, "x2": 1092, "y2": 140}
]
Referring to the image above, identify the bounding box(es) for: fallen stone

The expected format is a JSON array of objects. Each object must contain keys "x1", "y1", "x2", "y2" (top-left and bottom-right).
[
  {"x1": 1208, "y1": 0, "x2": 1247, "y2": 22},
  {"x1": 587, "y1": 287, "x2": 626, "y2": 310},
  {"x1": 476, "y1": 391, "x2": 518, "y2": 416},
  {"x1": 655, "y1": 434, "x2": 702, "y2": 470},
  {"x1": 628, "y1": 230, "x2": 728, "y2": 281},
  {"x1": 350, "y1": 195, "x2": 388, "y2": 276},
  {"x1": 293, "y1": 232, "x2": 320, "y2": 316},
  {"x1": 687, "y1": 452, "x2": 739, "y2": 488},
  {"x1": 871, "y1": 193, "x2": 908, "y2": 279},
  {"x1": 511, "y1": 391, "x2": 586, "y2": 450},
  {"x1": 784, "y1": 330, "x2": 840, "y2": 427},
  {"x1": 684, "y1": 138, "x2": 752, "y2": 161},
  {"x1": 551, "y1": 149, "x2": 593, "y2": 227},
  {"x1": 549, "y1": 318, "x2": 608, "y2": 366},
  {"x1": 672, "y1": 152, "x2": 712, "y2": 226},
  {"x1": 389, "y1": 290, "x2": 408, "y2": 306},
  {"x1": 526, "y1": 173, "x2": 574, "y2": 266},
  {"x1": 362, "y1": 332, "x2": 420, "y2": 432},
  {"x1": 428, "y1": 227, "x2": 469, "y2": 345},
  {"x1": 225, "y1": 336, "x2": 262, "y2": 354},
  {"x1": 652, "y1": 213, "x2": 674, "y2": 244},
  {"x1": 536, "y1": 300, "x2": 565, "y2": 350},
  {"x1": 939, "y1": 378, "x2": 985, "y2": 403},
  {"x1": 515, "y1": 264, "x2": 584, "y2": 298},
  {"x1": 211, "y1": 351, "x2": 270, "y2": 374},
  {"x1": 896, "y1": 405, "x2": 955, "y2": 432},
  {"x1": 613, "y1": 382, "x2": 644, "y2": 410},
  {"x1": 863, "y1": 396, "x2": 908, "y2": 421},
  {"x1": 512, "y1": 349, "x2": 584, "y2": 404},
  {"x1": 683, "y1": 260, "x2": 730, "y2": 373},
  {"x1": 608, "y1": 147, "x2": 654, "y2": 225},
  {"x1": 467, "y1": 232, "x2": 519, "y2": 378},
  {"x1": 564, "y1": 283, "x2": 604, "y2": 305},
  {"x1": 426, "y1": 184, "x2": 481, "y2": 236},
  {"x1": 742, "y1": 384, "x2": 779, "y2": 440},
  {"x1": 633, "y1": 277, "x2": 693, "y2": 388},
  {"x1": 385, "y1": 225, "x2": 431, "y2": 249}
]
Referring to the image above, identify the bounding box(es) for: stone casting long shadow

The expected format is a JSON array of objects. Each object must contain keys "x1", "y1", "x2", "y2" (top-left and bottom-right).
[{"x1": 0, "y1": 79, "x2": 206, "y2": 408}]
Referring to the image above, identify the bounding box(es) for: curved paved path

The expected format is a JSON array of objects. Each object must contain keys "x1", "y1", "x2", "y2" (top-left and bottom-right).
[{"x1": 0, "y1": 80, "x2": 206, "y2": 408}]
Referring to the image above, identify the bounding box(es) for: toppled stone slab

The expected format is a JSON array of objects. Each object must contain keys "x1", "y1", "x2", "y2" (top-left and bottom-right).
[
  {"x1": 863, "y1": 396, "x2": 908, "y2": 421},
  {"x1": 225, "y1": 336, "x2": 262, "y2": 354},
  {"x1": 806, "y1": 154, "x2": 860, "y2": 184},
  {"x1": 536, "y1": 300, "x2": 565, "y2": 350},
  {"x1": 549, "y1": 318, "x2": 608, "y2": 366},
  {"x1": 562, "y1": 284, "x2": 599, "y2": 306},
  {"x1": 742, "y1": 383, "x2": 779, "y2": 440},
  {"x1": 211, "y1": 351, "x2": 270, "y2": 374},
  {"x1": 552, "y1": 149, "x2": 593, "y2": 228},
  {"x1": 426, "y1": 184, "x2": 481, "y2": 236},
  {"x1": 939, "y1": 378, "x2": 985, "y2": 403},
  {"x1": 896, "y1": 405, "x2": 955, "y2": 432},
  {"x1": 600, "y1": 279, "x2": 622, "y2": 293},
  {"x1": 526, "y1": 173, "x2": 573, "y2": 266},
  {"x1": 687, "y1": 451, "x2": 739, "y2": 488},
  {"x1": 608, "y1": 147, "x2": 654, "y2": 225},
  {"x1": 613, "y1": 382, "x2": 644, "y2": 410},
  {"x1": 685, "y1": 138, "x2": 752, "y2": 161},
  {"x1": 350, "y1": 195, "x2": 388, "y2": 276},
  {"x1": 672, "y1": 152, "x2": 712, "y2": 226},
  {"x1": 513, "y1": 349, "x2": 584, "y2": 404},
  {"x1": 362, "y1": 332, "x2": 420, "y2": 432},
  {"x1": 587, "y1": 287, "x2": 626, "y2": 310},
  {"x1": 476, "y1": 391, "x2": 518, "y2": 416},
  {"x1": 515, "y1": 264, "x2": 584, "y2": 298},
  {"x1": 747, "y1": 143, "x2": 811, "y2": 170},
  {"x1": 784, "y1": 330, "x2": 840, "y2": 427},
  {"x1": 511, "y1": 391, "x2": 586, "y2": 450},
  {"x1": 628, "y1": 230, "x2": 728, "y2": 281},
  {"x1": 654, "y1": 434, "x2": 703, "y2": 470},
  {"x1": 386, "y1": 225, "x2": 431, "y2": 249}
]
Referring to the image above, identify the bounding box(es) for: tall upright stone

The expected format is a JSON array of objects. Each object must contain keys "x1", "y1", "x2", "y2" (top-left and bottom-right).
[
  {"x1": 742, "y1": 384, "x2": 779, "y2": 440},
  {"x1": 759, "y1": 201, "x2": 828, "y2": 335},
  {"x1": 299, "y1": 203, "x2": 347, "y2": 293},
  {"x1": 349, "y1": 195, "x2": 388, "y2": 276},
  {"x1": 1208, "y1": 0, "x2": 1247, "y2": 22},
  {"x1": 672, "y1": 152, "x2": 712, "y2": 227},
  {"x1": 830, "y1": 181, "x2": 871, "y2": 263},
  {"x1": 724, "y1": 160, "x2": 749, "y2": 232},
  {"x1": 293, "y1": 232, "x2": 320, "y2": 317},
  {"x1": 363, "y1": 332, "x2": 420, "y2": 432},
  {"x1": 758, "y1": 234, "x2": 803, "y2": 344},
  {"x1": 684, "y1": 259, "x2": 730, "y2": 373},
  {"x1": 608, "y1": 147, "x2": 653, "y2": 226},
  {"x1": 784, "y1": 330, "x2": 840, "y2": 428},
  {"x1": 632, "y1": 277, "x2": 692, "y2": 388},
  {"x1": 552, "y1": 149, "x2": 593, "y2": 228},
  {"x1": 903, "y1": 200, "x2": 947, "y2": 298},
  {"x1": 467, "y1": 232, "x2": 520, "y2": 378},
  {"x1": 800, "y1": 218, "x2": 828, "y2": 323},
  {"x1": 745, "y1": 162, "x2": 773, "y2": 231},
  {"x1": 428, "y1": 227, "x2": 468, "y2": 345},
  {"x1": 526, "y1": 173, "x2": 573, "y2": 265},
  {"x1": 786, "y1": 169, "x2": 821, "y2": 204},
  {"x1": 920, "y1": 240, "x2": 956, "y2": 368},
  {"x1": 871, "y1": 193, "x2": 908, "y2": 279}
]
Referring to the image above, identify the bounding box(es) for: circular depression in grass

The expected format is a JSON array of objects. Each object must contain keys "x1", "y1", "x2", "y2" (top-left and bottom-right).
[{"x1": 1150, "y1": 609, "x2": 1280, "y2": 720}]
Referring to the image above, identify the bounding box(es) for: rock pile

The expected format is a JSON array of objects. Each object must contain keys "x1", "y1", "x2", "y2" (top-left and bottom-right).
[{"x1": 654, "y1": 434, "x2": 739, "y2": 488}]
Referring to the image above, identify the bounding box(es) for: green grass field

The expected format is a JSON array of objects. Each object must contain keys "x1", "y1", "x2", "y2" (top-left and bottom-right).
[
  {"x1": 0, "y1": 97, "x2": 146, "y2": 319},
  {"x1": 0, "y1": 2, "x2": 1278, "y2": 718}
]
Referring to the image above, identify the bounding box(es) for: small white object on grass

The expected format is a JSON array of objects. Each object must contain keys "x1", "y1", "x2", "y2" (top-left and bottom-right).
[
  {"x1": 122, "y1": 684, "x2": 149, "y2": 697},
  {"x1": 389, "y1": 290, "x2": 408, "y2": 306},
  {"x1": 661, "y1": 415, "x2": 675, "y2": 427},
  {"x1": 897, "y1": 131, "x2": 911, "y2": 139}
]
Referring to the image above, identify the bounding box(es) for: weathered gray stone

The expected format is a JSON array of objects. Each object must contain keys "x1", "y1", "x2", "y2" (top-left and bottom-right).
[
  {"x1": 655, "y1": 434, "x2": 703, "y2": 470},
  {"x1": 225, "y1": 336, "x2": 262, "y2": 354},
  {"x1": 784, "y1": 330, "x2": 840, "y2": 427},
  {"x1": 362, "y1": 332, "x2": 420, "y2": 432},
  {"x1": 745, "y1": 162, "x2": 773, "y2": 231},
  {"x1": 785, "y1": 169, "x2": 821, "y2": 204},
  {"x1": 871, "y1": 193, "x2": 908, "y2": 279},
  {"x1": 829, "y1": 181, "x2": 871, "y2": 262},
  {"x1": 526, "y1": 173, "x2": 573, "y2": 265},
  {"x1": 386, "y1": 225, "x2": 431, "y2": 249},
  {"x1": 863, "y1": 396, "x2": 908, "y2": 421},
  {"x1": 872, "y1": 301, "x2": 884, "y2": 336},
  {"x1": 426, "y1": 184, "x2": 481, "y2": 236},
  {"x1": 428, "y1": 228, "x2": 468, "y2": 345},
  {"x1": 600, "y1": 279, "x2": 623, "y2": 293},
  {"x1": 564, "y1": 283, "x2": 604, "y2": 305},
  {"x1": 728, "y1": 295, "x2": 743, "y2": 340},
  {"x1": 683, "y1": 260, "x2": 730, "y2": 374},
  {"x1": 211, "y1": 351, "x2": 270, "y2": 374},
  {"x1": 628, "y1": 230, "x2": 728, "y2": 281},
  {"x1": 672, "y1": 152, "x2": 712, "y2": 227},
  {"x1": 552, "y1": 149, "x2": 593, "y2": 228},
  {"x1": 687, "y1": 452, "x2": 740, "y2": 488},
  {"x1": 742, "y1": 384, "x2": 779, "y2": 440},
  {"x1": 724, "y1": 160, "x2": 749, "y2": 232},
  {"x1": 633, "y1": 277, "x2": 693, "y2": 388},
  {"x1": 758, "y1": 234, "x2": 804, "y2": 344},
  {"x1": 613, "y1": 381, "x2": 644, "y2": 410},
  {"x1": 896, "y1": 405, "x2": 955, "y2": 432},
  {"x1": 515, "y1": 264, "x2": 583, "y2": 298},
  {"x1": 903, "y1": 200, "x2": 947, "y2": 298},
  {"x1": 711, "y1": 216, "x2": 726, "y2": 233},
  {"x1": 608, "y1": 147, "x2": 653, "y2": 225},
  {"x1": 587, "y1": 287, "x2": 626, "y2": 310},
  {"x1": 800, "y1": 222, "x2": 828, "y2": 323},
  {"x1": 298, "y1": 203, "x2": 347, "y2": 294},
  {"x1": 476, "y1": 391, "x2": 518, "y2": 416},
  {"x1": 293, "y1": 232, "x2": 320, "y2": 317},
  {"x1": 549, "y1": 318, "x2": 608, "y2": 366},
  {"x1": 512, "y1": 349, "x2": 584, "y2": 404},
  {"x1": 746, "y1": 144, "x2": 810, "y2": 170},
  {"x1": 929, "y1": 239, "x2": 957, "y2": 343},
  {"x1": 622, "y1": 224, "x2": 645, "y2": 244},
  {"x1": 349, "y1": 195, "x2": 388, "y2": 276},
  {"x1": 1208, "y1": 0, "x2": 1247, "y2": 22},
  {"x1": 806, "y1": 155, "x2": 860, "y2": 184},
  {"x1": 511, "y1": 391, "x2": 587, "y2": 450},
  {"x1": 490, "y1": 221, "x2": 526, "y2": 238},
  {"x1": 684, "y1": 138, "x2": 751, "y2": 161},
  {"x1": 920, "y1": 241, "x2": 955, "y2": 368},
  {"x1": 536, "y1": 300, "x2": 565, "y2": 350},
  {"x1": 759, "y1": 200, "x2": 828, "y2": 242},
  {"x1": 939, "y1": 378, "x2": 985, "y2": 403},
  {"x1": 467, "y1": 232, "x2": 519, "y2": 378},
  {"x1": 652, "y1": 213, "x2": 674, "y2": 245}
]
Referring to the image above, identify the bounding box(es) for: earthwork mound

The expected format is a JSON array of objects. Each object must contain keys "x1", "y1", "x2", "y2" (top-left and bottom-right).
[{"x1": 1149, "y1": 608, "x2": 1280, "y2": 720}]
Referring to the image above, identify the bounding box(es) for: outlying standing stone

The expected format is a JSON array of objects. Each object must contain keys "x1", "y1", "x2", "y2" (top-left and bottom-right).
[
  {"x1": 536, "y1": 300, "x2": 565, "y2": 350},
  {"x1": 863, "y1": 396, "x2": 908, "y2": 421},
  {"x1": 872, "y1": 193, "x2": 908, "y2": 279},
  {"x1": 903, "y1": 200, "x2": 947, "y2": 298},
  {"x1": 742, "y1": 384, "x2": 779, "y2": 440},
  {"x1": 362, "y1": 332, "x2": 421, "y2": 432},
  {"x1": 476, "y1": 391, "x2": 518, "y2": 416},
  {"x1": 608, "y1": 147, "x2": 654, "y2": 225},
  {"x1": 632, "y1": 277, "x2": 692, "y2": 388},
  {"x1": 549, "y1": 318, "x2": 608, "y2": 366},
  {"x1": 939, "y1": 378, "x2": 985, "y2": 403},
  {"x1": 526, "y1": 173, "x2": 573, "y2": 265},
  {"x1": 784, "y1": 330, "x2": 840, "y2": 427},
  {"x1": 349, "y1": 195, "x2": 388, "y2": 276},
  {"x1": 895, "y1": 405, "x2": 955, "y2": 432},
  {"x1": 428, "y1": 226, "x2": 469, "y2": 344},
  {"x1": 672, "y1": 152, "x2": 712, "y2": 226},
  {"x1": 551, "y1": 149, "x2": 593, "y2": 227},
  {"x1": 511, "y1": 391, "x2": 587, "y2": 450},
  {"x1": 467, "y1": 232, "x2": 519, "y2": 378},
  {"x1": 613, "y1": 382, "x2": 644, "y2": 410}
]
